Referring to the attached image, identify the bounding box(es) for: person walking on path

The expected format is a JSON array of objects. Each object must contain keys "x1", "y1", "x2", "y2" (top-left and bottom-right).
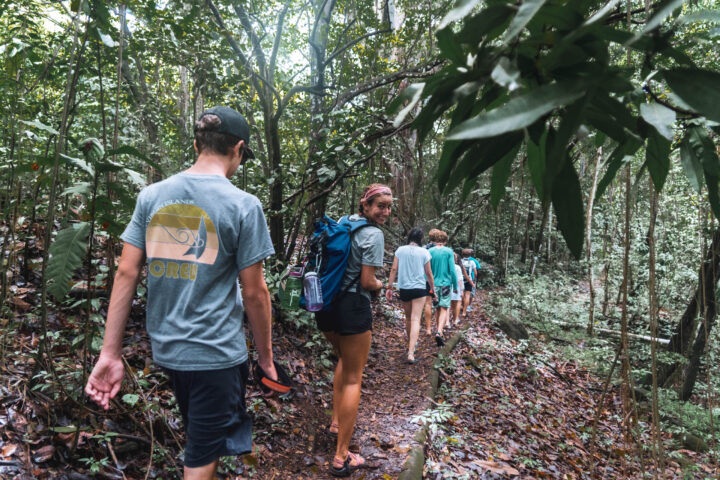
[
  {"x1": 429, "y1": 230, "x2": 457, "y2": 346},
  {"x1": 461, "y1": 248, "x2": 477, "y2": 317},
  {"x1": 85, "y1": 107, "x2": 278, "y2": 480},
  {"x1": 450, "y1": 252, "x2": 469, "y2": 326},
  {"x1": 314, "y1": 184, "x2": 393, "y2": 477},
  {"x1": 386, "y1": 228, "x2": 436, "y2": 363},
  {"x1": 422, "y1": 229, "x2": 440, "y2": 335}
]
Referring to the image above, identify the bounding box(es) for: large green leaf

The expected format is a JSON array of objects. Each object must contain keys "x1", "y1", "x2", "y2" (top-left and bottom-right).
[
  {"x1": 444, "y1": 132, "x2": 523, "y2": 192},
  {"x1": 437, "y1": 28, "x2": 465, "y2": 65},
  {"x1": 21, "y1": 119, "x2": 59, "y2": 136},
  {"x1": 640, "y1": 103, "x2": 675, "y2": 141},
  {"x1": 707, "y1": 172, "x2": 720, "y2": 220},
  {"x1": 679, "y1": 135, "x2": 704, "y2": 193},
  {"x1": 47, "y1": 222, "x2": 91, "y2": 300},
  {"x1": 678, "y1": 10, "x2": 720, "y2": 25},
  {"x1": 551, "y1": 156, "x2": 584, "y2": 259},
  {"x1": 391, "y1": 83, "x2": 425, "y2": 127},
  {"x1": 491, "y1": 57, "x2": 521, "y2": 92},
  {"x1": 106, "y1": 145, "x2": 163, "y2": 172},
  {"x1": 438, "y1": 0, "x2": 480, "y2": 30},
  {"x1": 637, "y1": 0, "x2": 684, "y2": 37},
  {"x1": 595, "y1": 139, "x2": 642, "y2": 200},
  {"x1": 60, "y1": 154, "x2": 94, "y2": 176},
  {"x1": 688, "y1": 126, "x2": 720, "y2": 177},
  {"x1": 526, "y1": 128, "x2": 547, "y2": 200},
  {"x1": 447, "y1": 81, "x2": 585, "y2": 140},
  {"x1": 582, "y1": 0, "x2": 622, "y2": 27},
  {"x1": 645, "y1": 127, "x2": 671, "y2": 191},
  {"x1": 438, "y1": 141, "x2": 472, "y2": 192},
  {"x1": 663, "y1": 69, "x2": 720, "y2": 123},
  {"x1": 490, "y1": 144, "x2": 521, "y2": 208},
  {"x1": 456, "y1": 4, "x2": 515, "y2": 44},
  {"x1": 503, "y1": 0, "x2": 547, "y2": 44}
]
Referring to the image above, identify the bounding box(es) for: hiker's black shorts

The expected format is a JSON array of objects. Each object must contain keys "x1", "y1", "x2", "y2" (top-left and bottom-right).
[
  {"x1": 315, "y1": 292, "x2": 372, "y2": 335},
  {"x1": 399, "y1": 288, "x2": 428, "y2": 302},
  {"x1": 163, "y1": 362, "x2": 251, "y2": 468},
  {"x1": 464, "y1": 281, "x2": 473, "y2": 292}
]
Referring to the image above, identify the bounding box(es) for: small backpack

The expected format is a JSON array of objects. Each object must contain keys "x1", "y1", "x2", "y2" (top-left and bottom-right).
[{"x1": 300, "y1": 215, "x2": 372, "y2": 311}]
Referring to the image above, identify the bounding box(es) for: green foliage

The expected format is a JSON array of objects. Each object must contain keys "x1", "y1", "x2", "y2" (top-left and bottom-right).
[
  {"x1": 399, "y1": 0, "x2": 720, "y2": 258},
  {"x1": 46, "y1": 222, "x2": 91, "y2": 300}
]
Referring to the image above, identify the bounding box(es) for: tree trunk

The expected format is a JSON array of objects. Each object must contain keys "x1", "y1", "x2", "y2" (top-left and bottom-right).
[
  {"x1": 530, "y1": 200, "x2": 549, "y2": 275},
  {"x1": 586, "y1": 147, "x2": 602, "y2": 335},
  {"x1": 655, "y1": 228, "x2": 720, "y2": 394}
]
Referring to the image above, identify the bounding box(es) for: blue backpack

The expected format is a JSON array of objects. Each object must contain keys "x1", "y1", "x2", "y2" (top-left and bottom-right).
[{"x1": 300, "y1": 215, "x2": 372, "y2": 311}]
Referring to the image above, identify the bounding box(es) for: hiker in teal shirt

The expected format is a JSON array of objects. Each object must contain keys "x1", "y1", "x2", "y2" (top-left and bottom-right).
[{"x1": 428, "y1": 229, "x2": 457, "y2": 345}]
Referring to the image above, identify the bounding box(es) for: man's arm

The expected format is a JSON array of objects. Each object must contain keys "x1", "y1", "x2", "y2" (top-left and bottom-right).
[
  {"x1": 86, "y1": 243, "x2": 144, "y2": 410},
  {"x1": 240, "y1": 261, "x2": 277, "y2": 380}
]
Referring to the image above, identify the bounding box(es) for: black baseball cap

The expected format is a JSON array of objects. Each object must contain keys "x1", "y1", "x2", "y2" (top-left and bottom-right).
[{"x1": 196, "y1": 106, "x2": 255, "y2": 159}]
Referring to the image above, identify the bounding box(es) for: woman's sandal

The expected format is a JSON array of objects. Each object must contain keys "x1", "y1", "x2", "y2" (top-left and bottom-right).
[
  {"x1": 329, "y1": 452, "x2": 365, "y2": 477},
  {"x1": 327, "y1": 422, "x2": 339, "y2": 438}
]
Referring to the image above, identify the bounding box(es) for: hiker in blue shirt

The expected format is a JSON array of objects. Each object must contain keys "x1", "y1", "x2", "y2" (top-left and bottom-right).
[{"x1": 429, "y1": 230, "x2": 457, "y2": 346}]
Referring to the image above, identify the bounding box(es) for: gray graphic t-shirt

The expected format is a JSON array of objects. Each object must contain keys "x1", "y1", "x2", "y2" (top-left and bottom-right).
[
  {"x1": 340, "y1": 214, "x2": 384, "y2": 301},
  {"x1": 121, "y1": 173, "x2": 275, "y2": 370}
]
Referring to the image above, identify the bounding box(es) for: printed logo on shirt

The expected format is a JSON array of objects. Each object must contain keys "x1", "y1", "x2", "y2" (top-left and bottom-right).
[{"x1": 145, "y1": 204, "x2": 219, "y2": 278}]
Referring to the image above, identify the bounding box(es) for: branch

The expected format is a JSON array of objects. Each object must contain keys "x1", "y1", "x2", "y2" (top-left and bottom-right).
[
  {"x1": 269, "y1": 0, "x2": 294, "y2": 80},
  {"x1": 303, "y1": 150, "x2": 379, "y2": 208},
  {"x1": 275, "y1": 85, "x2": 325, "y2": 123},
  {"x1": 333, "y1": 59, "x2": 444, "y2": 109},
  {"x1": 204, "y1": 0, "x2": 265, "y2": 98},
  {"x1": 605, "y1": 3, "x2": 660, "y2": 24},
  {"x1": 643, "y1": 83, "x2": 701, "y2": 118},
  {"x1": 323, "y1": 27, "x2": 392, "y2": 68},
  {"x1": 282, "y1": 121, "x2": 413, "y2": 204}
]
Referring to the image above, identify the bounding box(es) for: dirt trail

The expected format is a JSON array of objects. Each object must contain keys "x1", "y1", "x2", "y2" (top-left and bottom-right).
[{"x1": 252, "y1": 300, "x2": 454, "y2": 479}]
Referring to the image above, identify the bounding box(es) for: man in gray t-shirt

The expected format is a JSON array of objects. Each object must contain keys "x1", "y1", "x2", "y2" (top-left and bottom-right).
[{"x1": 86, "y1": 107, "x2": 278, "y2": 478}]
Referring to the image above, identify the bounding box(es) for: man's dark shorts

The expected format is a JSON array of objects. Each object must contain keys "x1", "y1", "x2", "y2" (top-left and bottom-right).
[
  {"x1": 164, "y1": 362, "x2": 251, "y2": 468},
  {"x1": 464, "y1": 281, "x2": 473, "y2": 292},
  {"x1": 315, "y1": 292, "x2": 372, "y2": 335},
  {"x1": 399, "y1": 288, "x2": 428, "y2": 302}
]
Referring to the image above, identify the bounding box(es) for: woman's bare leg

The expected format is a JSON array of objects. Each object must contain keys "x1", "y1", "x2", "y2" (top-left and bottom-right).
[
  {"x1": 334, "y1": 331, "x2": 372, "y2": 462},
  {"x1": 437, "y1": 307, "x2": 449, "y2": 337},
  {"x1": 423, "y1": 296, "x2": 433, "y2": 334},
  {"x1": 407, "y1": 297, "x2": 425, "y2": 360},
  {"x1": 402, "y1": 301, "x2": 412, "y2": 339}
]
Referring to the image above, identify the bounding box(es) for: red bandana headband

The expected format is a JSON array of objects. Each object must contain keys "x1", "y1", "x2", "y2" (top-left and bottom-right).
[{"x1": 361, "y1": 186, "x2": 392, "y2": 203}]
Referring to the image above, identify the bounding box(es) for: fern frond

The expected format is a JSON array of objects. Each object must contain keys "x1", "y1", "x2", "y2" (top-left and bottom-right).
[{"x1": 47, "y1": 222, "x2": 91, "y2": 300}]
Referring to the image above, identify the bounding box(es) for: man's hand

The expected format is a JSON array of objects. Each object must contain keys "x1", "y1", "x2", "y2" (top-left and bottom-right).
[
  {"x1": 385, "y1": 288, "x2": 393, "y2": 302},
  {"x1": 257, "y1": 357, "x2": 278, "y2": 382},
  {"x1": 85, "y1": 355, "x2": 124, "y2": 410}
]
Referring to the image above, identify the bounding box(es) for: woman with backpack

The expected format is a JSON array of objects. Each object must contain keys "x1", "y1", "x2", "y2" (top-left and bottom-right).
[
  {"x1": 315, "y1": 183, "x2": 393, "y2": 477},
  {"x1": 386, "y1": 228, "x2": 436, "y2": 364}
]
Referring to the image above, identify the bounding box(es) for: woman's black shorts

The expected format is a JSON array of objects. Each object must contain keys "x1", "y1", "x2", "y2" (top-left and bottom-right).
[
  {"x1": 163, "y1": 362, "x2": 251, "y2": 468},
  {"x1": 315, "y1": 292, "x2": 372, "y2": 335},
  {"x1": 399, "y1": 288, "x2": 428, "y2": 302},
  {"x1": 464, "y1": 281, "x2": 473, "y2": 292}
]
